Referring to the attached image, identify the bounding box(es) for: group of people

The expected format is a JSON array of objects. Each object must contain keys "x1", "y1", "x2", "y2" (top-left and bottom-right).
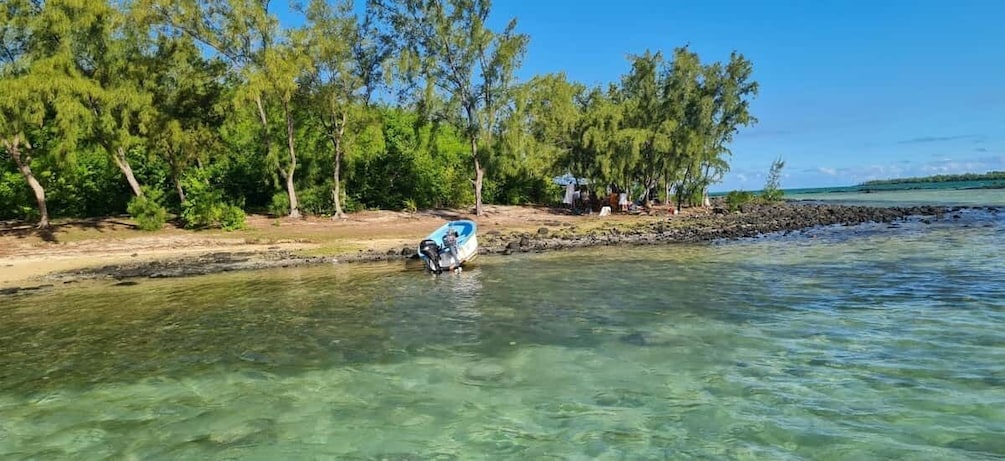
[
  {"x1": 562, "y1": 183, "x2": 636, "y2": 212},
  {"x1": 561, "y1": 183, "x2": 594, "y2": 211}
]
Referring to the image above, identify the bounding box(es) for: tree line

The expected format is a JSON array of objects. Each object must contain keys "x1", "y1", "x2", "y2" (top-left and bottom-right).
[
  {"x1": 1, "y1": 0, "x2": 758, "y2": 229},
  {"x1": 860, "y1": 171, "x2": 1005, "y2": 186}
]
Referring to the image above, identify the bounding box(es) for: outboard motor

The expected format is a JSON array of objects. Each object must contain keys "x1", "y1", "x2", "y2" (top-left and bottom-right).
[{"x1": 419, "y1": 239, "x2": 442, "y2": 273}]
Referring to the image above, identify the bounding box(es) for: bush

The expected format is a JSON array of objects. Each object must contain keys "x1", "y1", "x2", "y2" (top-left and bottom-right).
[
  {"x1": 269, "y1": 191, "x2": 290, "y2": 218},
  {"x1": 298, "y1": 185, "x2": 334, "y2": 216},
  {"x1": 127, "y1": 188, "x2": 168, "y2": 231},
  {"x1": 179, "y1": 169, "x2": 246, "y2": 231},
  {"x1": 219, "y1": 204, "x2": 246, "y2": 231},
  {"x1": 725, "y1": 190, "x2": 755, "y2": 212}
]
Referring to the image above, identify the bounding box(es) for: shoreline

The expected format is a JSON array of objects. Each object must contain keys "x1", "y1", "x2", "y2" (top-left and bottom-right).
[{"x1": 1, "y1": 202, "x2": 990, "y2": 296}]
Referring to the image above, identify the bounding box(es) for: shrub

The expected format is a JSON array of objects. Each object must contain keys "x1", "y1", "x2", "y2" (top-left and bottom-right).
[
  {"x1": 180, "y1": 169, "x2": 246, "y2": 231},
  {"x1": 298, "y1": 185, "x2": 334, "y2": 216},
  {"x1": 725, "y1": 190, "x2": 755, "y2": 212},
  {"x1": 402, "y1": 198, "x2": 418, "y2": 213},
  {"x1": 219, "y1": 204, "x2": 246, "y2": 231},
  {"x1": 127, "y1": 188, "x2": 168, "y2": 231},
  {"x1": 269, "y1": 191, "x2": 290, "y2": 218}
]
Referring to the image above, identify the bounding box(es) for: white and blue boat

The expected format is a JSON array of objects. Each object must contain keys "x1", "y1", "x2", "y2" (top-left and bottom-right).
[{"x1": 417, "y1": 220, "x2": 478, "y2": 274}]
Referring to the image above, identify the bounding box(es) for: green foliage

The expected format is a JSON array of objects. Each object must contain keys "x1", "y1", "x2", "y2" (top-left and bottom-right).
[
  {"x1": 298, "y1": 184, "x2": 335, "y2": 216},
  {"x1": 2, "y1": 0, "x2": 759, "y2": 223},
  {"x1": 179, "y1": 168, "x2": 246, "y2": 230},
  {"x1": 0, "y1": 170, "x2": 33, "y2": 220},
  {"x1": 860, "y1": 171, "x2": 1005, "y2": 186},
  {"x1": 725, "y1": 190, "x2": 755, "y2": 212},
  {"x1": 761, "y1": 158, "x2": 785, "y2": 202},
  {"x1": 218, "y1": 204, "x2": 247, "y2": 231},
  {"x1": 127, "y1": 188, "x2": 168, "y2": 231},
  {"x1": 375, "y1": 0, "x2": 529, "y2": 215},
  {"x1": 269, "y1": 192, "x2": 291, "y2": 218}
]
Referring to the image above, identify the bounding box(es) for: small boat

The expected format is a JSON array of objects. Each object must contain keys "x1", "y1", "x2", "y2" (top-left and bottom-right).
[{"x1": 417, "y1": 220, "x2": 478, "y2": 274}]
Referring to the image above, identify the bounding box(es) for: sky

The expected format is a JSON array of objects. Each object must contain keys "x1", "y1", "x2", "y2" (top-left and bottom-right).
[{"x1": 281, "y1": 0, "x2": 1005, "y2": 191}]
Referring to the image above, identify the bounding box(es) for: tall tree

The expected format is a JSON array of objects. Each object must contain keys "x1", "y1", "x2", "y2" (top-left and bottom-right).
[
  {"x1": 522, "y1": 73, "x2": 585, "y2": 177},
  {"x1": 619, "y1": 51, "x2": 676, "y2": 204},
  {"x1": 375, "y1": 0, "x2": 528, "y2": 216},
  {"x1": 1, "y1": 0, "x2": 100, "y2": 226},
  {"x1": 299, "y1": 0, "x2": 390, "y2": 219},
  {"x1": 143, "y1": 33, "x2": 227, "y2": 204},
  {"x1": 141, "y1": 0, "x2": 307, "y2": 218},
  {"x1": 70, "y1": 0, "x2": 155, "y2": 198}
]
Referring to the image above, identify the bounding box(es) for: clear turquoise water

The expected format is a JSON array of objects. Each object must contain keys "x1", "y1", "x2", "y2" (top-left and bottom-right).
[
  {"x1": 782, "y1": 180, "x2": 1005, "y2": 207},
  {"x1": 1, "y1": 207, "x2": 1003, "y2": 459}
]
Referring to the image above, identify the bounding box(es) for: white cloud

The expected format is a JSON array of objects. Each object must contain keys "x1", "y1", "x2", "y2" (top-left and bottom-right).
[{"x1": 715, "y1": 153, "x2": 1004, "y2": 191}]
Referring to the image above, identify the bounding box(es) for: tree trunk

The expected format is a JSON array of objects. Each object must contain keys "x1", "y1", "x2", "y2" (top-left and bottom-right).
[
  {"x1": 331, "y1": 112, "x2": 347, "y2": 220},
  {"x1": 664, "y1": 176, "x2": 671, "y2": 207},
  {"x1": 283, "y1": 100, "x2": 301, "y2": 219},
  {"x1": 4, "y1": 137, "x2": 49, "y2": 228},
  {"x1": 113, "y1": 147, "x2": 144, "y2": 197},
  {"x1": 167, "y1": 146, "x2": 186, "y2": 204},
  {"x1": 471, "y1": 136, "x2": 484, "y2": 216},
  {"x1": 173, "y1": 173, "x2": 186, "y2": 204}
]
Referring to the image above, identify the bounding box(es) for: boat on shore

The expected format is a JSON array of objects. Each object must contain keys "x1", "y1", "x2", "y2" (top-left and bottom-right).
[{"x1": 417, "y1": 220, "x2": 478, "y2": 274}]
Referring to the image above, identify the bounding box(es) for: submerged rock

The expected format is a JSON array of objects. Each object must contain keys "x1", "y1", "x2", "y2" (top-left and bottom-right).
[{"x1": 463, "y1": 362, "x2": 508, "y2": 384}]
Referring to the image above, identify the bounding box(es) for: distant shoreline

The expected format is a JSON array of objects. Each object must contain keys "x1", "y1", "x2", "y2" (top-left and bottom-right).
[{"x1": 859, "y1": 171, "x2": 1005, "y2": 187}]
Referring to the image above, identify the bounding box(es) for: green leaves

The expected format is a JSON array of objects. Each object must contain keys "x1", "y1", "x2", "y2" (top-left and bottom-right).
[
  {"x1": 761, "y1": 157, "x2": 785, "y2": 202},
  {"x1": 374, "y1": 0, "x2": 528, "y2": 215}
]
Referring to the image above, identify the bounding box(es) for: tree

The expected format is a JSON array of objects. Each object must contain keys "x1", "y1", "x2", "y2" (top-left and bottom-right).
[
  {"x1": 517, "y1": 73, "x2": 586, "y2": 190},
  {"x1": 143, "y1": 33, "x2": 227, "y2": 205},
  {"x1": 299, "y1": 0, "x2": 390, "y2": 219},
  {"x1": 141, "y1": 0, "x2": 307, "y2": 218},
  {"x1": 375, "y1": 0, "x2": 528, "y2": 216},
  {"x1": 0, "y1": 0, "x2": 101, "y2": 227},
  {"x1": 618, "y1": 51, "x2": 676, "y2": 205},
  {"x1": 762, "y1": 157, "x2": 784, "y2": 201},
  {"x1": 664, "y1": 47, "x2": 757, "y2": 210},
  {"x1": 71, "y1": 1, "x2": 155, "y2": 199}
]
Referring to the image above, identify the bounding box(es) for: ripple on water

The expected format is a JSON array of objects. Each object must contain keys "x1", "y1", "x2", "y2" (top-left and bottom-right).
[{"x1": 1, "y1": 216, "x2": 1003, "y2": 459}]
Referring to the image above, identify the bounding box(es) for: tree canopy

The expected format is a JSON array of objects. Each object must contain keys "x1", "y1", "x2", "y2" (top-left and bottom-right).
[{"x1": 1, "y1": 0, "x2": 759, "y2": 227}]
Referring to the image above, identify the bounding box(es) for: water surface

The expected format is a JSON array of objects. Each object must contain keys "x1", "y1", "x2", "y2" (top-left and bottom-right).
[{"x1": 1, "y1": 210, "x2": 1003, "y2": 459}]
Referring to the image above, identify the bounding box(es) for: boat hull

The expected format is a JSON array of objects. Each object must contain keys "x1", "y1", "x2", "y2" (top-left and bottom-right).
[{"x1": 417, "y1": 220, "x2": 478, "y2": 273}]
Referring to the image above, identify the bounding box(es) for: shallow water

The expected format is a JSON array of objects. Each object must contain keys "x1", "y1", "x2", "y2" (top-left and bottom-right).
[
  {"x1": 786, "y1": 187, "x2": 1005, "y2": 207},
  {"x1": 1, "y1": 212, "x2": 1003, "y2": 459}
]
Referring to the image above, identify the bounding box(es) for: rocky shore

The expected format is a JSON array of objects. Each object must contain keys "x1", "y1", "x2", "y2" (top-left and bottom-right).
[{"x1": 2, "y1": 202, "x2": 989, "y2": 295}]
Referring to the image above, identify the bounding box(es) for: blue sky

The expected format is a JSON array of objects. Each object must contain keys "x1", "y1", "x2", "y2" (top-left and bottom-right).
[
  {"x1": 281, "y1": 1, "x2": 1005, "y2": 191},
  {"x1": 488, "y1": 0, "x2": 1005, "y2": 191}
]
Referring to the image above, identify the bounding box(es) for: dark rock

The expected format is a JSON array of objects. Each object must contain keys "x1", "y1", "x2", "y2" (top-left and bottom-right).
[
  {"x1": 506, "y1": 241, "x2": 520, "y2": 250},
  {"x1": 113, "y1": 281, "x2": 139, "y2": 287},
  {"x1": 386, "y1": 248, "x2": 398, "y2": 255},
  {"x1": 400, "y1": 247, "x2": 414, "y2": 256},
  {"x1": 0, "y1": 287, "x2": 18, "y2": 296},
  {"x1": 537, "y1": 227, "x2": 549, "y2": 236},
  {"x1": 20, "y1": 284, "x2": 52, "y2": 291}
]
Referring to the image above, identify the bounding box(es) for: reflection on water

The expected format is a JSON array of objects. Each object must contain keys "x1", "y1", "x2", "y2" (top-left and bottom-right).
[{"x1": 1, "y1": 212, "x2": 1003, "y2": 459}]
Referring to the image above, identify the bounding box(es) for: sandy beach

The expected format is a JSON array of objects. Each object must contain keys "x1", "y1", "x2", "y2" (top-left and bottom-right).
[{"x1": 0, "y1": 202, "x2": 957, "y2": 292}]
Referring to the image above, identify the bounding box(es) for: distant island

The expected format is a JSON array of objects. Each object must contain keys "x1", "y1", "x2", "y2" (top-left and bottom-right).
[{"x1": 860, "y1": 171, "x2": 1005, "y2": 186}]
